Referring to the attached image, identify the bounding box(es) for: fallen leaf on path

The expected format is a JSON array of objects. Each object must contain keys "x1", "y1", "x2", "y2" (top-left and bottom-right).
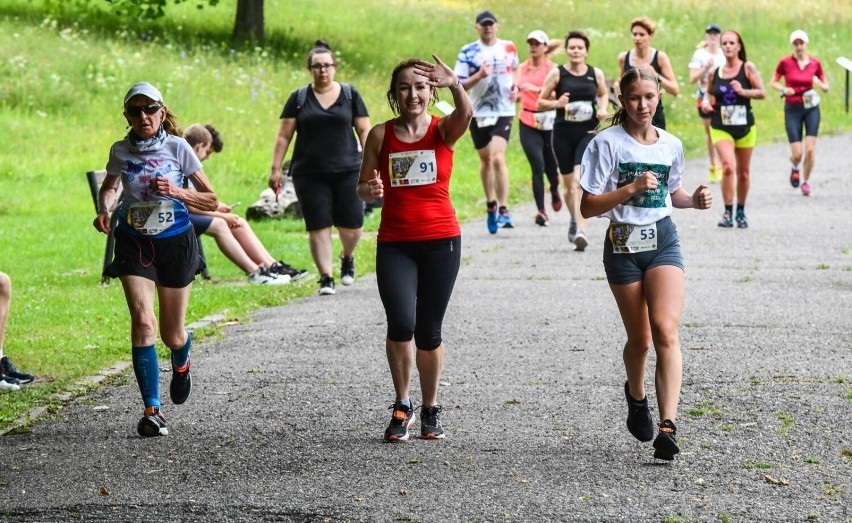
[{"x1": 763, "y1": 474, "x2": 789, "y2": 486}]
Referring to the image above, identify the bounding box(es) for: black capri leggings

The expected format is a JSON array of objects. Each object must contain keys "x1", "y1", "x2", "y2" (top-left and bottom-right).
[
  {"x1": 376, "y1": 236, "x2": 461, "y2": 350},
  {"x1": 519, "y1": 123, "x2": 559, "y2": 211}
]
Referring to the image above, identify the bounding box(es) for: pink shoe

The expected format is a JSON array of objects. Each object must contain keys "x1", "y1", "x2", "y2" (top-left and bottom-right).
[{"x1": 801, "y1": 182, "x2": 810, "y2": 196}]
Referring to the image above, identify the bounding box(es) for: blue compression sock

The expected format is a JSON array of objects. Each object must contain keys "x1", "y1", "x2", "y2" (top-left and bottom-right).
[
  {"x1": 170, "y1": 330, "x2": 191, "y2": 370},
  {"x1": 132, "y1": 345, "x2": 160, "y2": 409}
]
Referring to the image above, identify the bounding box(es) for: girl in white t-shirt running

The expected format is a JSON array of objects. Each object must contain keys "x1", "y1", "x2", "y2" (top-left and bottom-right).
[{"x1": 579, "y1": 67, "x2": 713, "y2": 460}]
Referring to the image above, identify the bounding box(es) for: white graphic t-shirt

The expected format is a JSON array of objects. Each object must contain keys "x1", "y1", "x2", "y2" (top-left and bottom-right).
[
  {"x1": 579, "y1": 125, "x2": 684, "y2": 226},
  {"x1": 454, "y1": 39, "x2": 519, "y2": 117}
]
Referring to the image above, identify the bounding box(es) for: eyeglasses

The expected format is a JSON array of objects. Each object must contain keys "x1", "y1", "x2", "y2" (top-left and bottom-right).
[
  {"x1": 125, "y1": 103, "x2": 163, "y2": 117},
  {"x1": 310, "y1": 63, "x2": 335, "y2": 71}
]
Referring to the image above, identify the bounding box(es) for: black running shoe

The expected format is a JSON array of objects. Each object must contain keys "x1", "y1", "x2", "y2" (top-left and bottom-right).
[
  {"x1": 0, "y1": 356, "x2": 34, "y2": 384},
  {"x1": 383, "y1": 402, "x2": 416, "y2": 442},
  {"x1": 137, "y1": 410, "x2": 168, "y2": 437},
  {"x1": 170, "y1": 358, "x2": 192, "y2": 405},
  {"x1": 625, "y1": 381, "x2": 654, "y2": 442},
  {"x1": 420, "y1": 405, "x2": 446, "y2": 440},
  {"x1": 340, "y1": 256, "x2": 355, "y2": 286},
  {"x1": 270, "y1": 261, "x2": 309, "y2": 282},
  {"x1": 790, "y1": 168, "x2": 800, "y2": 188},
  {"x1": 653, "y1": 419, "x2": 679, "y2": 460},
  {"x1": 735, "y1": 213, "x2": 748, "y2": 229}
]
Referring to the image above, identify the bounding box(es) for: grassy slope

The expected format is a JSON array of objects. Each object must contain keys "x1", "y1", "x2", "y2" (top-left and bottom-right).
[{"x1": 0, "y1": 0, "x2": 850, "y2": 428}]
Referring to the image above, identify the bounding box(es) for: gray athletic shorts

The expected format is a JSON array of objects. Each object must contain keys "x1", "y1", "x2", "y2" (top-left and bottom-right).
[{"x1": 602, "y1": 216, "x2": 684, "y2": 285}]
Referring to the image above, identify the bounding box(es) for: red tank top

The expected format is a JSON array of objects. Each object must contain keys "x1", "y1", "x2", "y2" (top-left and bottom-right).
[{"x1": 377, "y1": 116, "x2": 460, "y2": 242}]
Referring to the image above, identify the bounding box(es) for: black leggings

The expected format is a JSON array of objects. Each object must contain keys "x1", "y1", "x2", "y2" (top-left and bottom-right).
[
  {"x1": 376, "y1": 236, "x2": 461, "y2": 350},
  {"x1": 519, "y1": 124, "x2": 559, "y2": 211}
]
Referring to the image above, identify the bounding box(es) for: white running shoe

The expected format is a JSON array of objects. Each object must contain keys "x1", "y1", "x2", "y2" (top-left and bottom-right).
[
  {"x1": 248, "y1": 268, "x2": 290, "y2": 285},
  {"x1": 0, "y1": 379, "x2": 20, "y2": 392}
]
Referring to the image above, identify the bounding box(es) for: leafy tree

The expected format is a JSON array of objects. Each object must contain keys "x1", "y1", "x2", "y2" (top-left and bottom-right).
[{"x1": 103, "y1": 0, "x2": 265, "y2": 42}]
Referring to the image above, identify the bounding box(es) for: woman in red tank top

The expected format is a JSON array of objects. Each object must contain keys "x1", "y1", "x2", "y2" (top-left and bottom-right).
[{"x1": 357, "y1": 56, "x2": 472, "y2": 442}]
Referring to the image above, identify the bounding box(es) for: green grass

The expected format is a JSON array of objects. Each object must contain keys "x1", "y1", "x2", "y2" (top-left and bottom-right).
[{"x1": 1, "y1": 0, "x2": 851, "y2": 430}]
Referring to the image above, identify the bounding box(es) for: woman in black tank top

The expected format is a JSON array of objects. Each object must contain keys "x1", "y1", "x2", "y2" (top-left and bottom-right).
[
  {"x1": 699, "y1": 30, "x2": 766, "y2": 229},
  {"x1": 617, "y1": 16, "x2": 679, "y2": 129}
]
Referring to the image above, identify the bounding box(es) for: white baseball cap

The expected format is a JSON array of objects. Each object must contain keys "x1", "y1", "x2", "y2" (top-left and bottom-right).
[
  {"x1": 123, "y1": 82, "x2": 164, "y2": 106},
  {"x1": 527, "y1": 30, "x2": 549, "y2": 44},
  {"x1": 789, "y1": 30, "x2": 809, "y2": 45}
]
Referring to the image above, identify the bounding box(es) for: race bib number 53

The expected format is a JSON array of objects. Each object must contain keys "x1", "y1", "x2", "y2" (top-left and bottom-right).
[
  {"x1": 388, "y1": 150, "x2": 438, "y2": 187},
  {"x1": 609, "y1": 222, "x2": 657, "y2": 253},
  {"x1": 127, "y1": 200, "x2": 176, "y2": 235}
]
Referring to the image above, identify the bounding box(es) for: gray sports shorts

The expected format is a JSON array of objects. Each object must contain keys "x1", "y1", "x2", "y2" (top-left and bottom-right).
[{"x1": 602, "y1": 216, "x2": 684, "y2": 285}]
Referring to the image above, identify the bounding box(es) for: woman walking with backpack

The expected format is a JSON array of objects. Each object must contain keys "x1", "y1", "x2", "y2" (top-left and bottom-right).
[{"x1": 268, "y1": 40, "x2": 371, "y2": 295}]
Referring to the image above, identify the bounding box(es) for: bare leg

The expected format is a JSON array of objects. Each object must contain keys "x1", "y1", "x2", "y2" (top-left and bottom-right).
[
  {"x1": 119, "y1": 275, "x2": 159, "y2": 347},
  {"x1": 566, "y1": 167, "x2": 586, "y2": 230},
  {"x1": 416, "y1": 344, "x2": 445, "y2": 406},
  {"x1": 734, "y1": 147, "x2": 753, "y2": 206},
  {"x1": 204, "y1": 218, "x2": 261, "y2": 274},
  {"x1": 802, "y1": 136, "x2": 817, "y2": 181},
  {"x1": 337, "y1": 227, "x2": 362, "y2": 258},
  {"x1": 643, "y1": 266, "x2": 685, "y2": 422},
  {"x1": 309, "y1": 227, "x2": 333, "y2": 276},
  {"x1": 788, "y1": 141, "x2": 803, "y2": 171},
  {"x1": 477, "y1": 137, "x2": 509, "y2": 205},
  {"x1": 609, "y1": 281, "x2": 652, "y2": 402},
  {"x1": 0, "y1": 272, "x2": 11, "y2": 350},
  {"x1": 228, "y1": 217, "x2": 276, "y2": 267},
  {"x1": 715, "y1": 139, "x2": 736, "y2": 206},
  {"x1": 157, "y1": 285, "x2": 192, "y2": 350},
  {"x1": 387, "y1": 339, "x2": 415, "y2": 401}
]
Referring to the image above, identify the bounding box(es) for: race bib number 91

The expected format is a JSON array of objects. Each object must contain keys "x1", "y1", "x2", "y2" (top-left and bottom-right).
[
  {"x1": 609, "y1": 222, "x2": 657, "y2": 253},
  {"x1": 127, "y1": 200, "x2": 176, "y2": 235},
  {"x1": 388, "y1": 150, "x2": 438, "y2": 187}
]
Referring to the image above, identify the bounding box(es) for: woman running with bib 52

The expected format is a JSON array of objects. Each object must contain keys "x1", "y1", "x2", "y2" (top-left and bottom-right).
[{"x1": 579, "y1": 67, "x2": 713, "y2": 460}]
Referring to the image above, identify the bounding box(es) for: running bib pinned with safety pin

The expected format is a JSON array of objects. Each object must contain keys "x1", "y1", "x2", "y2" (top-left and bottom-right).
[
  {"x1": 127, "y1": 200, "x2": 176, "y2": 235},
  {"x1": 609, "y1": 222, "x2": 657, "y2": 253},
  {"x1": 388, "y1": 150, "x2": 438, "y2": 187},
  {"x1": 720, "y1": 105, "x2": 747, "y2": 126},
  {"x1": 802, "y1": 89, "x2": 820, "y2": 109}
]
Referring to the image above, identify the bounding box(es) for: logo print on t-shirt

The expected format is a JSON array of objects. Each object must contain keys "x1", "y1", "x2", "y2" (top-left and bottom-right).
[{"x1": 616, "y1": 162, "x2": 670, "y2": 208}]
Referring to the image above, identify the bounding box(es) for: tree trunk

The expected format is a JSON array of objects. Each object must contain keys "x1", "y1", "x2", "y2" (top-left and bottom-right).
[{"x1": 232, "y1": 0, "x2": 264, "y2": 43}]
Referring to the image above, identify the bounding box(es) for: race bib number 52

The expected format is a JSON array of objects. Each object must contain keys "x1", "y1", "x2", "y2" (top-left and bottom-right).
[
  {"x1": 127, "y1": 200, "x2": 176, "y2": 235},
  {"x1": 388, "y1": 150, "x2": 438, "y2": 187}
]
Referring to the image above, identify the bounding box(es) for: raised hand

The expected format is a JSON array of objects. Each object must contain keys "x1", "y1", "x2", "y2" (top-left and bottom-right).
[{"x1": 413, "y1": 55, "x2": 459, "y2": 88}]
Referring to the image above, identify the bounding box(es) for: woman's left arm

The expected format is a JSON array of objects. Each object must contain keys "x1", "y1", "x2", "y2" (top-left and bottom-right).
[
  {"x1": 744, "y1": 62, "x2": 766, "y2": 99},
  {"x1": 594, "y1": 67, "x2": 610, "y2": 120},
  {"x1": 354, "y1": 116, "x2": 371, "y2": 151},
  {"x1": 657, "y1": 52, "x2": 680, "y2": 96},
  {"x1": 671, "y1": 185, "x2": 712, "y2": 210},
  {"x1": 182, "y1": 169, "x2": 218, "y2": 211}
]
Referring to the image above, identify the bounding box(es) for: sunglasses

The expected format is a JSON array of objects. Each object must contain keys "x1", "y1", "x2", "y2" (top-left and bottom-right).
[{"x1": 125, "y1": 103, "x2": 163, "y2": 117}]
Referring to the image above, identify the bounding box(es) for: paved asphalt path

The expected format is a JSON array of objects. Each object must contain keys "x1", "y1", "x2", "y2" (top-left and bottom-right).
[{"x1": 2, "y1": 134, "x2": 851, "y2": 522}]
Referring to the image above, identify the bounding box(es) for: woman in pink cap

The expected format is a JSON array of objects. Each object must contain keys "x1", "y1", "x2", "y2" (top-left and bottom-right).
[{"x1": 769, "y1": 30, "x2": 830, "y2": 196}]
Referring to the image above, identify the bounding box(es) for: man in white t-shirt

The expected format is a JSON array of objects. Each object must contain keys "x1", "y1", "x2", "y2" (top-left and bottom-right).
[{"x1": 454, "y1": 10, "x2": 519, "y2": 234}]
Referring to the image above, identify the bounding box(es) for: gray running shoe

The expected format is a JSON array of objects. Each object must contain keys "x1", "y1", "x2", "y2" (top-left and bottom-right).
[
  {"x1": 573, "y1": 229, "x2": 588, "y2": 251},
  {"x1": 568, "y1": 220, "x2": 577, "y2": 243},
  {"x1": 420, "y1": 405, "x2": 445, "y2": 440},
  {"x1": 137, "y1": 410, "x2": 168, "y2": 437}
]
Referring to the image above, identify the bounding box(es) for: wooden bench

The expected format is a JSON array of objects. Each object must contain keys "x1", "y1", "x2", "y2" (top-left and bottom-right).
[{"x1": 86, "y1": 170, "x2": 209, "y2": 284}]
